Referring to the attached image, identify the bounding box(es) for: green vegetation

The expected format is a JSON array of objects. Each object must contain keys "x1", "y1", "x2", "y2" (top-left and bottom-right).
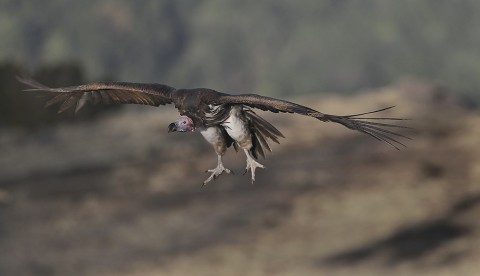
[{"x1": 1, "y1": 0, "x2": 480, "y2": 117}]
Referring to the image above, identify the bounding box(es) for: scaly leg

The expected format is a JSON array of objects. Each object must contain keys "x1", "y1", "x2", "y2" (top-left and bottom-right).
[
  {"x1": 203, "y1": 155, "x2": 233, "y2": 187},
  {"x1": 243, "y1": 149, "x2": 265, "y2": 184}
]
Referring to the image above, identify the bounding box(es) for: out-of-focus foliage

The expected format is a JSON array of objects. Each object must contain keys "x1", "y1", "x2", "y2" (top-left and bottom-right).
[
  {"x1": 1, "y1": 0, "x2": 480, "y2": 97},
  {"x1": 2, "y1": 0, "x2": 480, "y2": 97}
]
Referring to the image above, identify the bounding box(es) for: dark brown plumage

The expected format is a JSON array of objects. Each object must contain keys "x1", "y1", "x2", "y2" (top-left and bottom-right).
[{"x1": 18, "y1": 76, "x2": 410, "y2": 185}]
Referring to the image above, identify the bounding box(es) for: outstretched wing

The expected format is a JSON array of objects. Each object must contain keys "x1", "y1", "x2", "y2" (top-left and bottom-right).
[
  {"x1": 214, "y1": 94, "x2": 411, "y2": 150},
  {"x1": 17, "y1": 76, "x2": 176, "y2": 113},
  {"x1": 214, "y1": 94, "x2": 321, "y2": 115}
]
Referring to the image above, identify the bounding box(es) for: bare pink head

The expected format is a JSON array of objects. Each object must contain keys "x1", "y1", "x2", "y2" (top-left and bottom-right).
[{"x1": 168, "y1": 116, "x2": 195, "y2": 133}]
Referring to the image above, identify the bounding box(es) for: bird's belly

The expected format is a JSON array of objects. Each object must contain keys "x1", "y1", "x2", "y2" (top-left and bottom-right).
[
  {"x1": 221, "y1": 106, "x2": 251, "y2": 148},
  {"x1": 199, "y1": 126, "x2": 222, "y2": 144}
]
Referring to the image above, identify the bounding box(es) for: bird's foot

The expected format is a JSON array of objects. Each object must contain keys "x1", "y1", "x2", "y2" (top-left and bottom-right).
[
  {"x1": 202, "y1": 163, "x2": 233, "y2": 187},
  {"x1": 243, "y1": 158, "x2": 265, "y2": 184}
]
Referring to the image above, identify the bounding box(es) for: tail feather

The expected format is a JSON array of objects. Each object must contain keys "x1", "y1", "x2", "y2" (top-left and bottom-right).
[
  {"x1": 255, "y1": 122, "x2": 282, "y2": 144},
  {"x1": 246, "y1": 109, "x2": 285, "y2": 138},
  {"x1": 255, "y1": 128, "x2": 272, "y2": 153},
  {"x1": 251, "y1": 133, "x2": 265, "y2": 159},
  {"x1": 244, "y1": 108, "x2": 284, "y2": 159}
]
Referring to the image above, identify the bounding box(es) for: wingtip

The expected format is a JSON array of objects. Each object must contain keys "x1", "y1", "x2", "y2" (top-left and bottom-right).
[
  {"x1": 16, "y1": 75, "x2": 31, "y2": 88},
  {"x1": 344, "y1": 106, "x2": 397, "y2": 117},
  {"x1": 16, "y1": 74, "x2": 30, "y2": 82},
  {"x1": 15, "y1": 75, "x2": 24, "y2": 82},
  {"x1": 16, "y1": 75, "x2": 50, "y2": 90},
  {"x1": 16, "y1": 74, "x2": 36, "y2": 85}
]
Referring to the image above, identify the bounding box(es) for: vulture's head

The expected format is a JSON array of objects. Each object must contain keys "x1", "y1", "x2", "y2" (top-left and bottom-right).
[{"x1": 168, "y1": 116, "x2": 195, "y2": 133}]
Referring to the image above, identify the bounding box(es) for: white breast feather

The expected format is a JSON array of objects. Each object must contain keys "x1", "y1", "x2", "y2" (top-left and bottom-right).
[
  {"x1": 222, "y1": 107, "x2": 249, "y2": 142},
  {"x1": 200, "y1": 127, "x2": 221, "y2": 144}
]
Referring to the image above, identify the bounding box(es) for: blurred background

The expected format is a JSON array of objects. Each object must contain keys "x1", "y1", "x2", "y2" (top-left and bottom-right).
[{"x1": 1, "y1": 1, "x2": 480, "y2": 275}]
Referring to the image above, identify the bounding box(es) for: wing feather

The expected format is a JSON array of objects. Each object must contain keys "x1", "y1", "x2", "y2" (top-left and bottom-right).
[
  {"x1": 59, "y1": 94, "x2": 83, "y2": 114},
  {"x1": 17, "y1": 76, "x2": 176, "y2": 113},
  {"x1": 99, "y1": 91, "x2": 112, "y2": 104},
  {"x1": 91, "y1": 92, "x2": 102, "y2": 104},
  {"x1": 216, "y1": 94, "x2": 411, "y2": 149},
  {"x1": 216, "y1": 94, "x2": 319, "y2": 115},
  {"x1": 45, "y1": 94, "x2": 70, "y2": 108}
]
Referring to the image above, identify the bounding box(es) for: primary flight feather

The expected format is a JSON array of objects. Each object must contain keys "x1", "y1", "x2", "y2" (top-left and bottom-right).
[{"x1": 18, "y1": 76, "x2": 410, "y2": 185}]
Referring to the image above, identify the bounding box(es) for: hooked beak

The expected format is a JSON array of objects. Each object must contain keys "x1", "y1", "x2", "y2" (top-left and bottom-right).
[
  {"x1": 168, "y1": 122, "x2": 176, "y2": 133},
  {"x1": 168, "y1": 116, "x2": 195, "y2": 133}
]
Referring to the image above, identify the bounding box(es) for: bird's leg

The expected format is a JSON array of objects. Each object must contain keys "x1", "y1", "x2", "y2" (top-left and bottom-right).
[
  {"x1": 203, "y1": 155, "x2": 233, "y2": 186},
  {"x1": 243, "y1": 149, "x2": 265, "y2": 184}
]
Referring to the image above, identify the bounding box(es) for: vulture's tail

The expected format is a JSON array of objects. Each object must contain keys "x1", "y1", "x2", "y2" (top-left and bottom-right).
[
  {"x1": 245, "y1": 108, "x2": 285, "y2": 159},
  {"x1": 318, "y1": 106, "x2": 412, "y2": 150}
]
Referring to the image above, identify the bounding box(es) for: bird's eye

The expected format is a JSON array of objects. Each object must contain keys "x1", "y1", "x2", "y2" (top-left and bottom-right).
[{"x1": 182, "y1": 121, "x2": 187, "y2": 125}]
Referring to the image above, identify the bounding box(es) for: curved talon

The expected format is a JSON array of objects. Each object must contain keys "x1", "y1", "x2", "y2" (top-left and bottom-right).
[
  {"x1": 243, "y1": 149, "x2": 265, "y2": 184},
  {"x1": 202, "y1": 157, "x2": 232, "y2": 186}
]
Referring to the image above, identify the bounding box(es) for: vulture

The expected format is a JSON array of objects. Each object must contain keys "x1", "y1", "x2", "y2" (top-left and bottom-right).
[{"x1": 17, "y1": 77, "x2": 410, "y2": 185}]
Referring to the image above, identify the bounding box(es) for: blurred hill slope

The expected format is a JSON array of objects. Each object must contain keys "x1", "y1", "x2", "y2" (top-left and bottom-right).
[{"x1": 0, "y1": 80, "x2": 479, "y2": 275}]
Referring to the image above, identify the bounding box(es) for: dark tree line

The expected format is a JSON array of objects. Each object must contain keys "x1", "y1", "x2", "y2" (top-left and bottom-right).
[{"x1": 0, "y1": 63, "x2": 117, "y2": 128}]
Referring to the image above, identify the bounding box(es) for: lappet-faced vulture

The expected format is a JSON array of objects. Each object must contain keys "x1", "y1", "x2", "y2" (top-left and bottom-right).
[{"x1": 18, "y1": 77, "x2": 410, "y2": 185}]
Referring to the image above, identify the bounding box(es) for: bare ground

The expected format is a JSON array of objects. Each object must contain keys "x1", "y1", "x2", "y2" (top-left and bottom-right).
[{"x1": 1, "y1": 79, "x2": 479, "y2": 276}]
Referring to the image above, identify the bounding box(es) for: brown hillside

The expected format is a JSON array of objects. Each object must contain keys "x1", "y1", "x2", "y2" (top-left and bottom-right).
[{"x1": 0, "y1": 79, "x2": 479, "y2": 276}]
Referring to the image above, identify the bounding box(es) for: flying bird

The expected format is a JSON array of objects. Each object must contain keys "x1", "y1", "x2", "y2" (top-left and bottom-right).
[{"x1": 18, "y1": 77, "x2": 410, "y2": 185}]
